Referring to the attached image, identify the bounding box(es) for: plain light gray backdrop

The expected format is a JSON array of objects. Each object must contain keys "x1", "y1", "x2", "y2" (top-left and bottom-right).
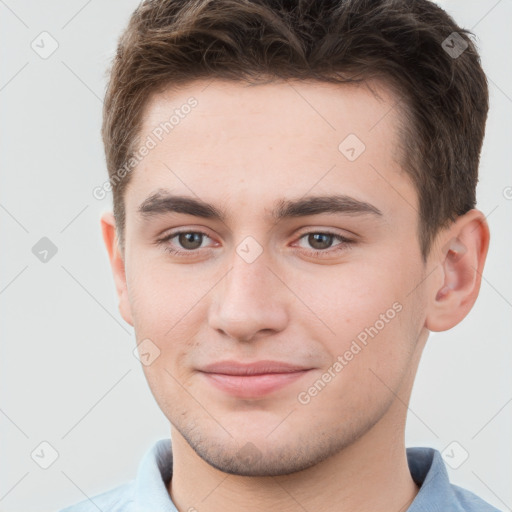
[{"x1": 1, "y1": 1, "x2": 511, "y2": 511}]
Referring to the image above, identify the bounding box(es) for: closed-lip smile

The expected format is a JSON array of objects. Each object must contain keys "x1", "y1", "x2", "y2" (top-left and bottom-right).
[{"x1": 199, "y1": 360, "x2": 313, "y2": 398}]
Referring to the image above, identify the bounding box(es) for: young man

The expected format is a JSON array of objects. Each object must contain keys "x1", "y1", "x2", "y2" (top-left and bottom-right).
[{"x1": 61, "y1": 0, "x2": 498, "y2": 510}]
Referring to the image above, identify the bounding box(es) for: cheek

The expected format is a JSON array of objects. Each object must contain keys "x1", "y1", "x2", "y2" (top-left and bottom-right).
[
  {"x1": 128, "y1": 260, "x2": 202, "y2": 411},
  {"x1": 126, "y1": 254, "x2": 205, "y2": 336},
  {"x1": 126, "y1": 257, "x2": 209, "y2": 396},
  {"x1": 293, "y1": 260, "x2": 418, "y2": 387},
  {"x1": 292, "y1": 261, "x2": 404, "y2": 339},
  {"x1": 295, "y1": 284, "x2": 415, "y2": 424}
]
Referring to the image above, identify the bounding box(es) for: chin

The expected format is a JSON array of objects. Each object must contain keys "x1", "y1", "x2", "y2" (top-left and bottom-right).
[{"x1": 175, "y1": 417, "x2": 361, "y2": 477}]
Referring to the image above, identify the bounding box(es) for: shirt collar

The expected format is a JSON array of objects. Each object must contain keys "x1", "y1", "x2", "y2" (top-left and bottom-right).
[
  {"x1": 406, "y1": 446, "x2": 465, "y2": 511},
  {"x1": 133, "y1": 439, "x2": 461, "y2": 511},
  {"x1": 133, "y1": 438, "x2": 177, "y2": 512}
]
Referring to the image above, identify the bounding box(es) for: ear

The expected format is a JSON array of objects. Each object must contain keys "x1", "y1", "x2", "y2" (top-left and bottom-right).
[
  {"x1": 425, "y1": 209, "x2": 490, "y2": 332},
  {"x1": 100, "y1": 211, "x2": 134, "y2": 327}
]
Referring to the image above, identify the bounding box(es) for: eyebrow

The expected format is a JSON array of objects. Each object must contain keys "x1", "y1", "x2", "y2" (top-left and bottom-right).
[{"x1": 138, "y1": 189, "x2": 383, "y2": 223}]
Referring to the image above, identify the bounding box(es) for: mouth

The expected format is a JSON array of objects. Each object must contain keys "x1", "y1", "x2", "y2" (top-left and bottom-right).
[{"x1": 198, "y1": 360, "x2": 313, "y2": 399}]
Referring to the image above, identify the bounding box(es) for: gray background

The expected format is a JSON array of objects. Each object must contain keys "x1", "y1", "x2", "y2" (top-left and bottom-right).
[{"x1": 1, "y1": 1, "x2": 511, "y2": 511}]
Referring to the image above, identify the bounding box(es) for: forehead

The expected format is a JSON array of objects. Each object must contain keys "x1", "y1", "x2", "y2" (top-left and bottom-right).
[
  {"x1": 125, "y1": 78, "x2": 415, "y2": 223},
  {"x1": 141, "y1": 78, "x2": 402, "y2": 145}
]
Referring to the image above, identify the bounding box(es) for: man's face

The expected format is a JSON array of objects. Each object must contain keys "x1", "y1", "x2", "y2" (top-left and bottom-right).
[{"x1": 118, "y1": 79, "x2": 429, "y2": 475}]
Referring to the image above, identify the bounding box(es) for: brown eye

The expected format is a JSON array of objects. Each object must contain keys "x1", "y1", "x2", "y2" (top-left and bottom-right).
[
  {"x1": 307, "y1": 233, "x2": 335, "y2": 250},
  {"x1": 156, "y1": 229, "x2": 213, "y2": 256},
  {"x1": 177, "y1": 232, "x2": 204, "y2": 250},
  {"x1": 295, "y1": 231, "x2": 354, "y2": 258}
]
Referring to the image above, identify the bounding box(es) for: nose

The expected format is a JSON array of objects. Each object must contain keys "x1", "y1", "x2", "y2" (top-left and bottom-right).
[{"x1": 208, "y1": 250, "x2": 289, "y2": 343}]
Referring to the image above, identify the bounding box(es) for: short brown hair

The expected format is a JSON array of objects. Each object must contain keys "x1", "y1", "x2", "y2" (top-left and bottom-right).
[{"x1": 102, "y1": 0, "x2": 489, "y2": 259}]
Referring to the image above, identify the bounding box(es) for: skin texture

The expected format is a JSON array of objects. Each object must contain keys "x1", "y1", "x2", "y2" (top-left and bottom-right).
[{"x1": 101, "y1": 79, "x2": 489, "y2": 512}]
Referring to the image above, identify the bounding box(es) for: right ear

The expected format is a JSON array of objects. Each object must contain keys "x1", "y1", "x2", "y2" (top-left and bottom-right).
[{"x1": 100, "y1": 211, "x2": 133, "y2": 327}]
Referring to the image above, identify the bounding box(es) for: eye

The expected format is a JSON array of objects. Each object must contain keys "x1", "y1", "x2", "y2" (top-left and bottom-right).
[
  {"x1": 156, "y1": 230, "x2": 214, "y2": 256},
  {"x1": 294, "y1": 231, "x2": 354, "y2": 257}
]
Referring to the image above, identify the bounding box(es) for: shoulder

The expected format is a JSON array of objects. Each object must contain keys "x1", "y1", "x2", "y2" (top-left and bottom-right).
[
  {"x1": 57, "y1": 480, "x2": 135, "y2": 512},
  {"x1": 451, "y1": 483, "x2": 502, "y2": 512}
]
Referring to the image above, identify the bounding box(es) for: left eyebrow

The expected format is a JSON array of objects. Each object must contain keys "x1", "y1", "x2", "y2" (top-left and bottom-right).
[
  {"x1": 272, "y1": 195, "x2": 383, "y2": 219},
  {"x1": 137, "y1": 188, "x2": 383, "y2": 223}
]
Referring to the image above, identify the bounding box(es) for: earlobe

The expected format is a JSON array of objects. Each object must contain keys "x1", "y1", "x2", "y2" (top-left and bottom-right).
[
  {"x1": 425, "y1": 210, "x2": 490, "y2": 332},
  {"x1": 100, "y1": 211, "x2": 134, "y2": 327}
]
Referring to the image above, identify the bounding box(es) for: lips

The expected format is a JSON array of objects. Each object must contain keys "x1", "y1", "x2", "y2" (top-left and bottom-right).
[{"x1": 199, "y1": 360, "x2": 313, "y2": 398}]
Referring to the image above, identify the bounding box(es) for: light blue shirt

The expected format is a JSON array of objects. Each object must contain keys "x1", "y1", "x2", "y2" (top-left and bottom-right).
[{"x1": 58, "y1": 438, "x2": 501, "y2": 512}]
